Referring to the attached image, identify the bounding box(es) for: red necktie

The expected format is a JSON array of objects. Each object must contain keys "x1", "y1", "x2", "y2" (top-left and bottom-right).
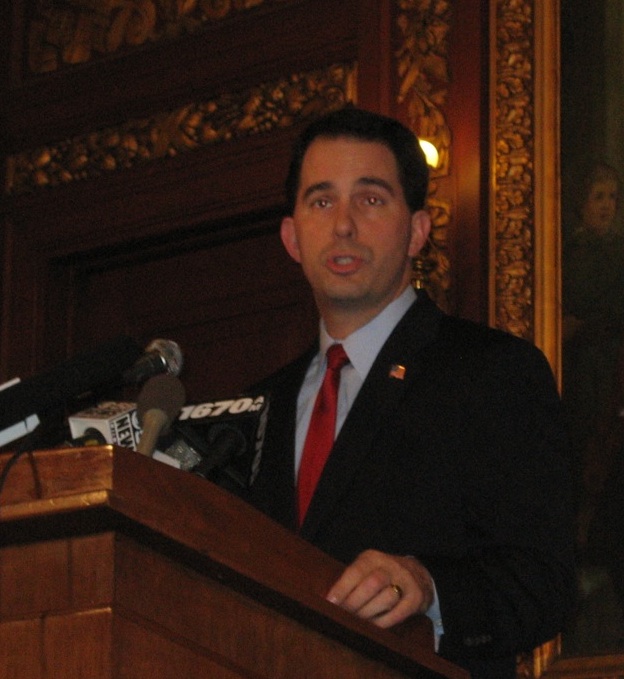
[{"x1": 297, "y1": 344, "x2": 350, "y2": 525}]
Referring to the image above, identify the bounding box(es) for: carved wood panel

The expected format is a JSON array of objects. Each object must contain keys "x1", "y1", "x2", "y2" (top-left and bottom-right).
[{"x1": 0, "y1": 0, "x2": 487, "y2": 386}]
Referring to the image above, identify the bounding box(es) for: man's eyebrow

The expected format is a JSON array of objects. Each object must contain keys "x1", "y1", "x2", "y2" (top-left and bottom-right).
[
  {"x1": 357, "y1": 176, "x2": 396, "y2": 195},
  {"x1": 301, "y1": 181, "x2": 333, "y2": 202},
  {"x1": 301, "y1": 176, "x2": 396, "y2": 201}
]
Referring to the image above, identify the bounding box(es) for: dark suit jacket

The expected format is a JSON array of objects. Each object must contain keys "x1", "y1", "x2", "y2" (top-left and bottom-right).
[{"x1": 246, "y1": 293, "x2": 576, "y2": 679}]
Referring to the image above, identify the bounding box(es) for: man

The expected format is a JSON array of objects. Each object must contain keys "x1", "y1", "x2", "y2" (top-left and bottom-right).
[{"x1": 247, "y1": 107, "x2": 575, "y2": 678}]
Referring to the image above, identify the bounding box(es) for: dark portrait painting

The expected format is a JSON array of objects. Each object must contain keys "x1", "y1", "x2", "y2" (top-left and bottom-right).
[{"x1": 560, "y1": 0, "x2": 624, "y2": 659}]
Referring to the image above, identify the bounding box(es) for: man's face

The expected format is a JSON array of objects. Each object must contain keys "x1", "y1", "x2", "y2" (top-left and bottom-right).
[
  {"x1": 280, "y1": 137, "x2": 430, "y2": 327},
  {"x1": 582, "y1": 179, "x2": 618, "y2": 235}
]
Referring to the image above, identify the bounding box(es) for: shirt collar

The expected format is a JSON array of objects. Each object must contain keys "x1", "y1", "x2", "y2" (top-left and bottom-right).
[{"x1": 319, "y1": 286, "x2": 416, "y2": 380}]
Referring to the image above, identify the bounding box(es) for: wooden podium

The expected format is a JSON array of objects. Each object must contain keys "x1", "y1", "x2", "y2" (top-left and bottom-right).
[{"x1": 0, "y1": 446, "x2": 467, "y2": 679}]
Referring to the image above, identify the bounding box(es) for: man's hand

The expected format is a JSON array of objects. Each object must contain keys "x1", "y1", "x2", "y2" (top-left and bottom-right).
[{"x1": 325, "y1": 549, "x2": 434, "y2": 628}]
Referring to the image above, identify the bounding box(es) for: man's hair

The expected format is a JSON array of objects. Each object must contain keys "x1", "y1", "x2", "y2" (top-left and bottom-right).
[{"x1": 284, "y1": 107, "x2": 429, "y2": 215}]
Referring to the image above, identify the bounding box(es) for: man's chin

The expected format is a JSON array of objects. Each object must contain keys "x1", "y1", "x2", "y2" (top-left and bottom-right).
[{"x1": 320, "y1": 290, "x2": 380, "y2": 313}]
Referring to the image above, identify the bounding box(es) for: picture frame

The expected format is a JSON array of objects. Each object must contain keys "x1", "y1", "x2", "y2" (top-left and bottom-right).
[{"x1": 490, "y1": 1, "x2": 624, "y2": 676}]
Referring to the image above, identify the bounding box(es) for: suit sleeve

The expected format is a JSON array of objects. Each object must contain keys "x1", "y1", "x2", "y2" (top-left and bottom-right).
[{"x1": 421, "y1": 337, "x2": 576, "y2": 662}]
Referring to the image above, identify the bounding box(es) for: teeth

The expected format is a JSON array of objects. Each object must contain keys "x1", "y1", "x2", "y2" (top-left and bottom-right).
[{"x1": 334, "y1": 256, "x2": 354, "y2": 264}]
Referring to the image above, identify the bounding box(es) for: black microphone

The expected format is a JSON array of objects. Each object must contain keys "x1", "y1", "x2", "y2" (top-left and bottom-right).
[
  {"x1": 136, "y1": 373, "x2": 186, "y2": 457},
  {"x1": 0, "y1": 336, "x2": 142, "y2": 435},
  {"x1": 123, "y1": 339, "x2": 183, "y2": 385},
  {"x1": 191, "y1": 424, "x2": 247, "y2": 479},
  {"x1": 65, "y1": 427, "x2": 107, "y2": 448},
  {"x1": 164, "y1": 393, "x2": 270, "y2": 489}
]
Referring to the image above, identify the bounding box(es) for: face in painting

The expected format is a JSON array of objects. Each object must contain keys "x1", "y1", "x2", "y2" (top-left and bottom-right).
[
  {"x1": 581, "y1": 179, "x2": 618, "y2": 235},
  {"x1": 280, "y1": 137, "x2": 430, "y2": 333}
]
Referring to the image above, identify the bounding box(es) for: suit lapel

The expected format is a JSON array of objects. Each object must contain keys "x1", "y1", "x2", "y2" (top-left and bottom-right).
[
  {"x1": 252, "y1": 346, "x2": 315, "y2": 529},
  {"x1": 300, "y1": 294, "x2": 443, "y2": 540}
]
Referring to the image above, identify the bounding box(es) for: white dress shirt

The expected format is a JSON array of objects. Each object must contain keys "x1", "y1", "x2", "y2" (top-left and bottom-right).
[
  {"x1": 294, "y1": 284, "x2": 444, "y2": 645},
  {"x1": 295, "y1": 284, "x2": 417, "y2": 471}
]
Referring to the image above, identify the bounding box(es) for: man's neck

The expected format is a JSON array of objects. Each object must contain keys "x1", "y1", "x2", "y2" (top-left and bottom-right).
[
  {"x1": 322, "y1": 309, "x2": 381, "y2": 340},
  {"x1": 319, "y1": 285, "x2": 415, "y2": 340}
]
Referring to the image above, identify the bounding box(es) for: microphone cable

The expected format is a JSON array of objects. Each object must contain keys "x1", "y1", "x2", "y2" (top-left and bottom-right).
[{"x1": 0, "y1": 424, "x2": 45, "y2": 503}]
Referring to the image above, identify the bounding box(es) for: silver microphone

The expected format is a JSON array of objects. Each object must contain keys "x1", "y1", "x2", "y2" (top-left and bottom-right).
[{"x1": 123, "y1": 339, "x2": 183, "y2": 385}]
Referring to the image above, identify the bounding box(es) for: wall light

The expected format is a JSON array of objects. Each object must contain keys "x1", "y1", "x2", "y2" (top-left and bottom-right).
[{"x1": 418, "y1": 139, "x2": 439, "y2": 168}]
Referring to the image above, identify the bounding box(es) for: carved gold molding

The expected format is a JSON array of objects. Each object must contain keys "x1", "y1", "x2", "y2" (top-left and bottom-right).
[
  {"x1": 490, "y1": 0, "x2": 561, "y2": 370},
  {"x1": 491, "y1": 0, "x2": 567, "y2": 674},
  {"x1": 395, "y1": 0, "x2": 453, "y2": 312},
  {"x1": 5, "y1": 63, "x2": 356, "y2": 195},
  {"x1": 395, "y1": 0, "x2": 452, "y2": 176},
  {"x1": 27, "y1": 0, "x2": 281, "y2": 73},
  {"x1": 490, "y1": 0, "x2": 536, "y2": 342}
]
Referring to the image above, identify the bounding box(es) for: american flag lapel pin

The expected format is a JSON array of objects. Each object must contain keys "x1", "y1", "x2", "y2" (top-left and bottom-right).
[{"x1": 389, "y1": 364, "x2": 406, "y2": 380}]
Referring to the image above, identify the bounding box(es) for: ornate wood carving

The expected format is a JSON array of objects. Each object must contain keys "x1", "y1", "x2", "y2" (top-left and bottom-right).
[
  {"x1": 412, "y1": 194, "x2": 452, "y2": 311},
  {"x1": 395, "y1": 0, "x2": 453, "y2": 311},
  {"x1": 491, "y1": 0, "x2": 535, "y2": 341},
  {"x1": 5, "y1": 63, "x2": 356, "y2": 196},
  {"x1": 27, "y1": 0, "x2": 284, "y2": 74}
]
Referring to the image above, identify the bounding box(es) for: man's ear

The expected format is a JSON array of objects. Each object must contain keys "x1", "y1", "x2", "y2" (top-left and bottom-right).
[
  {"x1": 280, "y1": 216, "x2": 302, "y2": 263},
  {"x1": 408, "y1": 210, "x2": 432, "y2": 258}
]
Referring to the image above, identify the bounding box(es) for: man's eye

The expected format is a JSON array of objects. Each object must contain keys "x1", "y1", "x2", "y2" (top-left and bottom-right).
[
  {"x1": 313, "y1": 198, "x2": 331, "y2": 208},
  {"x1": 364, "y1": 195, "x2": 384, "y2": 206}
]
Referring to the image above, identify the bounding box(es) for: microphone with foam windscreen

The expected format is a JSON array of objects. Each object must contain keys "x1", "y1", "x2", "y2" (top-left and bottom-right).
[
  {"x1": 65, "y1": 339, "x2": 184, "y2": 451},
  {"x1": 136, "y1": 373, "x2": 186, "y2": 457}
]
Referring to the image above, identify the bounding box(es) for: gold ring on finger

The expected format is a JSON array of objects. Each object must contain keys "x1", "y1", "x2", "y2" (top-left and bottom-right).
[{"x1": 390, "y1": 583, "x2": 403, "y2": 600}]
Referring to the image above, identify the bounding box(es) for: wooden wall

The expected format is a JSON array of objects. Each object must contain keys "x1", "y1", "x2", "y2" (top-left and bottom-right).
[{"x1": 0, "y1": 0, "x2": 487, "y2": 404}]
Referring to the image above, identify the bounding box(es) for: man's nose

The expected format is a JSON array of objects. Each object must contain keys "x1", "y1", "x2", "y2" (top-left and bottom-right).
[{"x1": 333, "y1": 202, "x2": 356, "y2": 237}]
